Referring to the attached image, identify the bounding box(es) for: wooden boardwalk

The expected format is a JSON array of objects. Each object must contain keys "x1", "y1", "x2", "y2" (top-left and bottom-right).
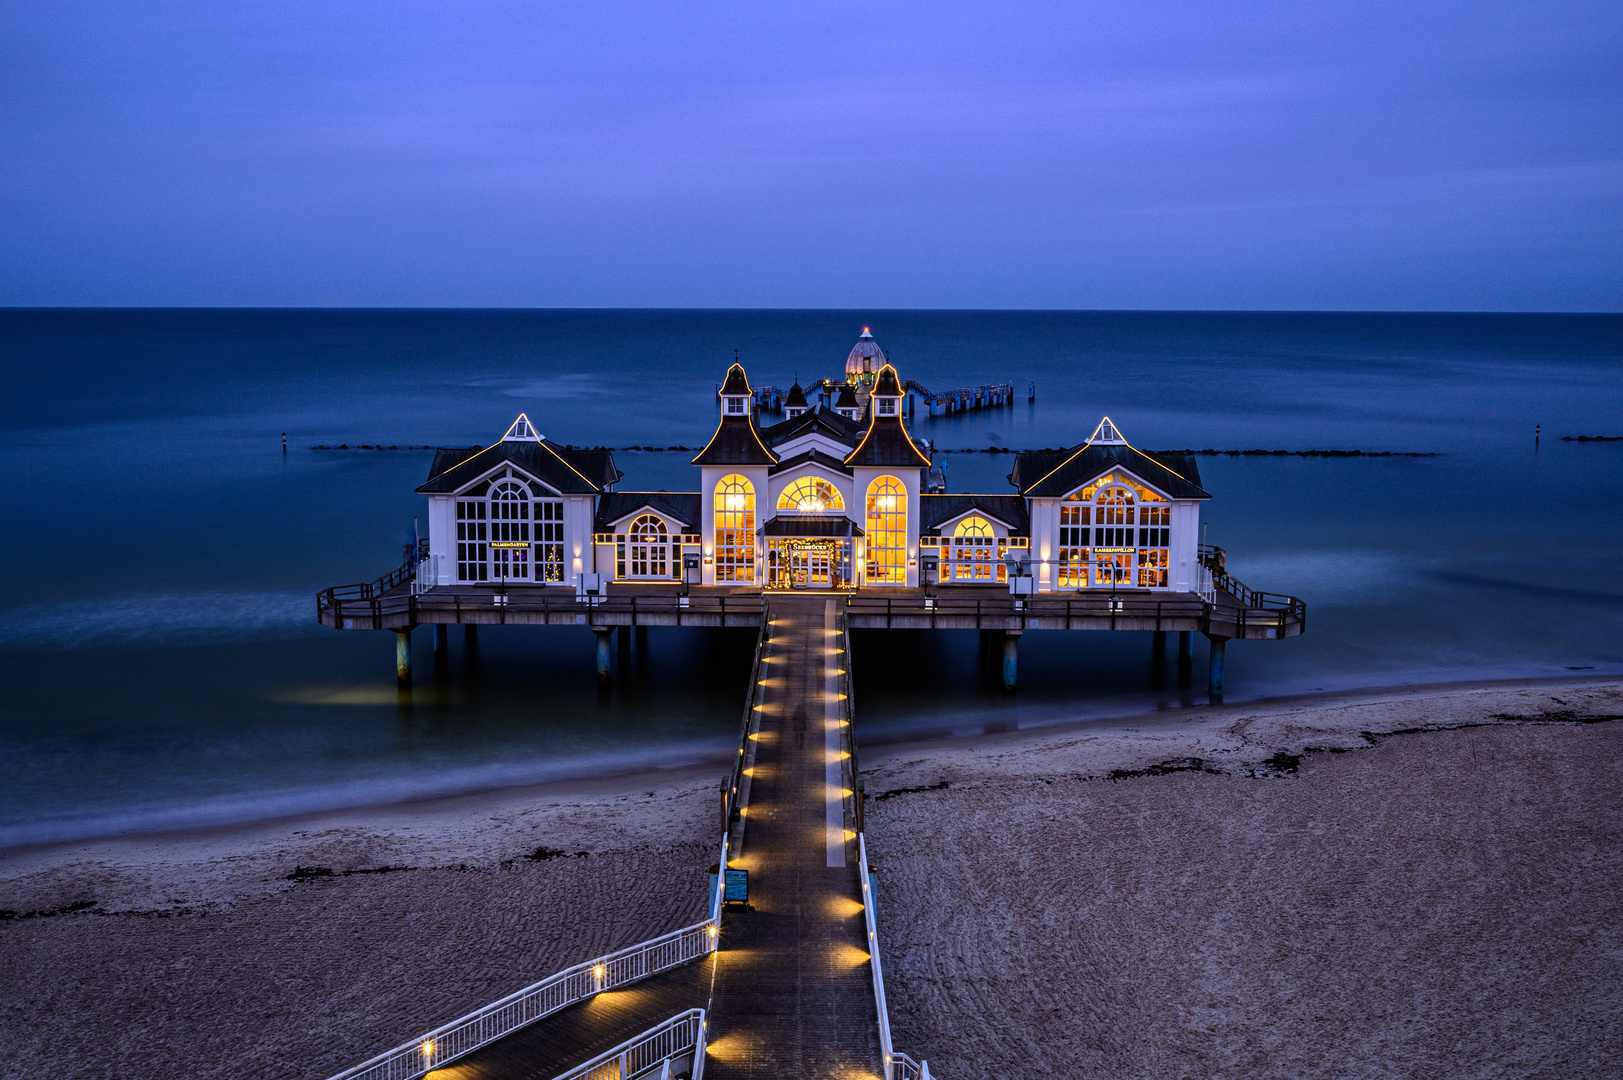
[
  {"x1": 427, "y1": 962, "x2": 712, "y2": 1080},
  {"x1": 704, "y1": 595, "x2": 885, "y2": 1079}
]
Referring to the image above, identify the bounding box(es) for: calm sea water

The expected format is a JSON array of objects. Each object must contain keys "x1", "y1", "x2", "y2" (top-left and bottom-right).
[{"x1": 2, "y1": 310, "x2": 1620, "y2": 847}]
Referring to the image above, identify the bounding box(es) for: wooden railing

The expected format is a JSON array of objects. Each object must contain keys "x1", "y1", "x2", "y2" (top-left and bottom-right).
[
  {"x1": 1199, "y1": 545, "x2": 1307, "y2": 630},
  {"x1": 318, "y1": 585, "x2": 767, "y2": 631}
]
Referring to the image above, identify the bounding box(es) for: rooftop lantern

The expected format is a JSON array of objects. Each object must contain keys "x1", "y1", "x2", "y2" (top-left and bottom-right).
[
  {"x1": 719, "y1": 362, "x2": 751, "y2": 419},
  {"x1": 1088, "y1": 416, "x2": 1127, "y2": 445},
  {"x1": 501, "y1": 414, "x2": 541, "y2": 442}
]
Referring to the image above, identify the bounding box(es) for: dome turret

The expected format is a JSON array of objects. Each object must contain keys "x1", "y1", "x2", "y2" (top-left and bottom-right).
[{"x1": 845, "y1": 328, "x2": 885, "y2": 387}]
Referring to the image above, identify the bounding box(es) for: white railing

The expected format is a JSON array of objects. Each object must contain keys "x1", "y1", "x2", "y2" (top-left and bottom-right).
[
  {"x1": 551, "y1": 1008, "x2": 708, "y2": 1080},
  {"x1": 410, "y1": 555, "x2": 440, "y2": 595},
  {"x1": 325, "y1": 829, "x2": 729, "y2": 1080},
  {"x1": 858, "y1": 833, "x2": 932, "y2": 1080}
]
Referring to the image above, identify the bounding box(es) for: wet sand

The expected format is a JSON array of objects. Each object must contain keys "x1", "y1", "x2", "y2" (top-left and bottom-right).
[{"x1": 2, "y1": 678, "x2": 1620, "y2": 1078}]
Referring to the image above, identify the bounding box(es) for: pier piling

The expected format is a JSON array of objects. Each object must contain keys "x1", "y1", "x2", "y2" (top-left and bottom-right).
[
  {"x1": 1206, "y1": 634, "x2": 1226, "y2": 701},
  {"x1": 594, "y1": 628, "x2": 612, "y2": 686},
  {"x1": 433, "y1": 624, "x2": 448, "y2": 658},
  {"x1": 393, "y1": 628, "x2": 412, "y2": 688},
  {"x1": 1002, "y1": 630, "x2": 1020, "y2": 690}
]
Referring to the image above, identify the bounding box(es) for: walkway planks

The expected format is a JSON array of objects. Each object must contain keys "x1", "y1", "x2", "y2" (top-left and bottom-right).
[
  {"x1": 426, "y1": 961, "x2": 711, "y2": 1080},
  {"x1": 703, "y1": 596, "x2": 884, "y2": 1079}
]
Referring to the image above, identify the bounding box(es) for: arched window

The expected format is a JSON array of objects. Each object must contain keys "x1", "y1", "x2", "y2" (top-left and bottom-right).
[
  {"x1": 864, "y1": 476, "x2": 907, "y2": 584},
  {"x1": 1093, "y1": 485, "x2": 1136, "y2": 587},
  {"x1": 627, "y1": 514, "x2": 669, "y2": 579},
  {"x1": 488, "y1": 479, "x2": 531, "y2": 581},
  {"x1": 949, "y1": 516, "x2": 1002, "y2": 582},
  {"x1": 714, "y1": 475, "x2": 755, "y2": 583},
  {"x1": 777, "y1": 477, "x2": 845, "y2": 513}
]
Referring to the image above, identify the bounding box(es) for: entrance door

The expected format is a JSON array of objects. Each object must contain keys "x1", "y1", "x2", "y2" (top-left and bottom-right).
[
  {"x1": 807, "y1": 551, "x2": 831, "y2": 587},
  {"x1": 492, "y1": 545, "x2": 529, "y2": 582},
  {"x1": 789, "y1": 546, "x2": 833, "y2": 588}
]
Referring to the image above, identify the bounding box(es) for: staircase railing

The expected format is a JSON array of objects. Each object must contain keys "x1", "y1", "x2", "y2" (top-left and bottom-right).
[
  {"x1": 1198, "y1": 545, "x2": 1306, "y2": 622},
  {"x1": 550, "y1": 1009, "x2": 708, "y2": 1080}
]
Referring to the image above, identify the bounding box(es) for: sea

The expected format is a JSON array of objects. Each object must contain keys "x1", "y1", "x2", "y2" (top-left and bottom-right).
[{"x1": 2, "y1": 309, "x2": 1620, "y2": 848}]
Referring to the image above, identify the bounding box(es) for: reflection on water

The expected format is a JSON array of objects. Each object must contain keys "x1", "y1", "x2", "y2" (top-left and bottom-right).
[{"x1": 1, "y1": 310, "x2": 1620, "y2": 844}]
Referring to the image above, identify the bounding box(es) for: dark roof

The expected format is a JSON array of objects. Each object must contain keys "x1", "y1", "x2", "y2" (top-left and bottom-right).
[
  {"x1": 691, "y1": 397, "x2": 779, "y2": 466},
  {"x1": 844, "y1": 414, "x2": 932, "y2": 468},
  {"x1": 784, "y1": 381, "x2": 808, "y2": 409},
  {"x1": 834, "y1": 383, "x2": 859, "y2": 409},
  {"x1": 596, "y1": 492, "x2": 701, "y2": 531},
  {"x1": 872, "y1": 364, "x2": 902, "y2": 397},
  {"x1": 719, "y1": 363, "x2": 750, "y2": 396},
  {"x1": 762, "y1": 515, "x2": 862, "y2": 537},
  {"x1": 769, "y1": 449, "x2": 853, "y2": 476},
  {"x1": 921, "y1": 494, "x2": 1031, "y2": 533},
  {"x1": 1010, "y1": 443, "x2": 1209, "y2": 499},
  {"x1": 758, "y1": 406, "x2": 862, "y2": 448},
  {"x1": 418, "y1": 440, "x2": 620, "y2": 495}
]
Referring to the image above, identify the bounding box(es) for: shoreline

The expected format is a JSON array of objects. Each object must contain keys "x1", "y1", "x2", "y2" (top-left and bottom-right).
[
  {"x1": 5, "y1": 670, "x2": 1618, "y2": 862},
  {"x1": 3, "y1": 674, "x2": 1618, "y2": 1079}
]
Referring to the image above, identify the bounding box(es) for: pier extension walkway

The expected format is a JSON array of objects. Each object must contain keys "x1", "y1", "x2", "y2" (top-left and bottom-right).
[{"x1": 705, "y1": 595, "x2": 883, "y2": 1078}]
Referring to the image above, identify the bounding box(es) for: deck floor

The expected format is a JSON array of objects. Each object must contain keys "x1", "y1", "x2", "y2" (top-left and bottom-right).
[
  {"x1": 704, "y1": 596, "x2": 884, "y2": 1079},
  {"x1": 427, "y1": 961, "x2": 712, "y2": 1080}
]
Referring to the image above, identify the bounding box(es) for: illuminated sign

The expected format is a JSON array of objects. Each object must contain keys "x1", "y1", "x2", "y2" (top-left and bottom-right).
[
  {"x1": 490, "y1": 541, "x2": 529, "y2": 549},
  {"x1": 1094, "y1": 547, "x2": 1135, "y2": 554}
]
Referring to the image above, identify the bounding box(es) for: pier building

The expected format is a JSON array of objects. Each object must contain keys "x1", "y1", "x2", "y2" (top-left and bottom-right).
[{"x1": 319, "y1": 329, "x2": 1304, "y2": 697}]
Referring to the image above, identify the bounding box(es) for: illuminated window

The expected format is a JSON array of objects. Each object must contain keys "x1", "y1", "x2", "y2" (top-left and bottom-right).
[
  {"x1": 714, "y1": 475, "x2": 756, "y2": 583},
  {"x1": 864, "y1": 476, "x2": 907, "y2": 584},
  {"x1": 948, "y1": 516, "x2": 1003, "y2": 582},
  {"x1": 625, "y1": 514, "x2": 669, "y2": 579},
  {"x1": 878, "y1": 399, "x2": 897, "y2": 416},
  {"x1": 725, "y1": 398, "x2": 746, "y2": 415},
  {"x1": 535, "y1": 499, "x2": 564, "y2": 582},
  {"x1": 1058, "y1": 502, "x2": 1088, "y2": 587},
  {"x1": 777, "y1": 477, "x2": 845, "y2": 513}
]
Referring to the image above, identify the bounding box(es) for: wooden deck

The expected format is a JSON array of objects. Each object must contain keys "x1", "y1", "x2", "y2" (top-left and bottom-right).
[{"x1": 317, "y1": 581, "x2": 1301, "y2": 642}]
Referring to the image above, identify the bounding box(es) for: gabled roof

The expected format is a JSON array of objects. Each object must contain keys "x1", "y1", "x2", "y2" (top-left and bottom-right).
[
  {"x1": 418, "y1": 440, "x2": 621, "y2": 495},
  {"x1": 921, "y1": 494, "x2": 1031, "y2": 533},
  {"x1": 769, "y1": 449, "x2": 854, "y2": 476},
  {"x1": 595, "y1": 492, "x2": 701, "y2": 531},
  {"x1": 758, "y1": 405, "x2": 863, "y2": 448},
  {"x1": 1010, "y1": 443, "x2": 1209, "y2": 499}
]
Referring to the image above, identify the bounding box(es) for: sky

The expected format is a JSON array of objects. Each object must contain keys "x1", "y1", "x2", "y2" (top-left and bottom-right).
[{"x1": 1, "y1": 1, "x2": 1620, "y2": 309}]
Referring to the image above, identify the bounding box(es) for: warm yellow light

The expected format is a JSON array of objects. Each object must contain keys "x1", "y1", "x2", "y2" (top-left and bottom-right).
[
  {"x1": 593, "y1": 965, "x2": 606, "y2": 978},
  {"x1": 708, "y1": 925, "x2": 719, "y2": 937},
  {"x1": 422, "y1": 1042, "x2": 434, "y2": 1056}
]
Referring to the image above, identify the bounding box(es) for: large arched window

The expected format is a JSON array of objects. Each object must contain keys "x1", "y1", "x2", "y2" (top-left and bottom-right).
[
  {"x1": 628, "y1": 514, "x2": 669, "y2": 579},
  {"x1": 714, "y1": 475, "x2": 755, "y2": 583},
  {"x1": 488, "y1": 479, "x2": 531, "y2": 581},
  {"x1": 949, "y1": 516, "x2": 1000, "y2": 582},
  {"x1": 777, "y1": 477, "x2": 844, "y2": 513},
  {"x1": 864, "y1": 476, "x2": 907, "y2": 584}
]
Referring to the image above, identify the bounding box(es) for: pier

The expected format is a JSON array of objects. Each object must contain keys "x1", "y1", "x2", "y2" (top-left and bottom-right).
[{"x1": 323, "y1": 597, "x2": 925, "y2": 1080}]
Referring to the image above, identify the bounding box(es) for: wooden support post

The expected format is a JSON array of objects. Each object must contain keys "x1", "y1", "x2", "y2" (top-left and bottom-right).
[
  {"x1": 635, "y1": 624, "x2": 648, "y2": 649},
  {"x1": 595, "y1": 628, "x2": 612, "y2": 686},
  {"x1": 393, "y1": 628, "x2": 412, "y2": 688},
  {"x1": 433, "y1": 624, "x2": 448, "y2": 658},
  {"x1": 1206, "y1": 635, "x2": 1226, "y2": 701},
  {"x1": 1002, "y1": 631, "x2": 1021, "y2": 691},
  {"x1": 1152, "y1": 629, "x2": 1167, "y2": 658},
  {"x1": 464, "y1": 624, "x2": 479, "y2": 648},
  {"x1": 618, "y1": 623, "x2": 632, "y2": 666}
]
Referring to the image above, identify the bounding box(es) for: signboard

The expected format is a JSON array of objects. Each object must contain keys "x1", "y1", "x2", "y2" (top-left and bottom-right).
[
  {"x1": 490, "y1": 541, "x2": 529, "y2": 549},
  {"x1": 723, "y1": 868, "x2": 749, "y2": 905},
  {"x1": 1093, "y1": 547, "x2": 1135, "y2": 554}
]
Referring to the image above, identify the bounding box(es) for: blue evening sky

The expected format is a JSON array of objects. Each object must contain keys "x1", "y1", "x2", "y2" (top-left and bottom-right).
[{"x1": 2, "y1": 1, "x2": 1619, "y2": 309}]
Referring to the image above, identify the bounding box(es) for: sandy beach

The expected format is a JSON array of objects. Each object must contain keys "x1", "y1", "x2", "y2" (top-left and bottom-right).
[{"x1": 3, "y1": 677, "x2": 1620, "y2": 1078}]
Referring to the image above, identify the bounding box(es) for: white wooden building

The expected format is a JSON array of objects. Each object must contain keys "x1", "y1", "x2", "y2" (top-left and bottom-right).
[{"x1": 420, "y1": 334, "x2": 1211, "y2": 594}]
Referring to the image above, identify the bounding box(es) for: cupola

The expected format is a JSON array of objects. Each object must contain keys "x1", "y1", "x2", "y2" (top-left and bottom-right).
[
  {"x1": 834, "y1": 382, "x2": 862, "y2": 421},
  {"x1": 719, "y1": 363, "x2": 751, "y2": 419},
  {"x1": 870, "y1": 364, "x2": 903, "y2": 420},
  {"x1": 784, "y1": 378, "x2": 809, "y2": 419},
  {"x1": 845, "y1": 328, "x2": 885, "y2": 388}
]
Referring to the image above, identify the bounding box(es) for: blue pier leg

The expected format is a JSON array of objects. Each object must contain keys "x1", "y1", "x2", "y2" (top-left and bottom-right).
[
  {"x1": 393, "y1": 628, "x2": 412, "y2": 688},
  {"x1": 1177, "y1": 630, "x2": 1194, "y2": 685},
  {"x1": 433, "y1": 624, "x2": 448, "y2": 658},
  {"x1": 595, "y1": 628, "x2": 612, "y2": 686},
  {"x1": 1207, "y1": 635, "x2": 1226, "y2": 701},
  {"x1": 1002, "y1": 631, "x2": 1020, "y2": 691}
]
